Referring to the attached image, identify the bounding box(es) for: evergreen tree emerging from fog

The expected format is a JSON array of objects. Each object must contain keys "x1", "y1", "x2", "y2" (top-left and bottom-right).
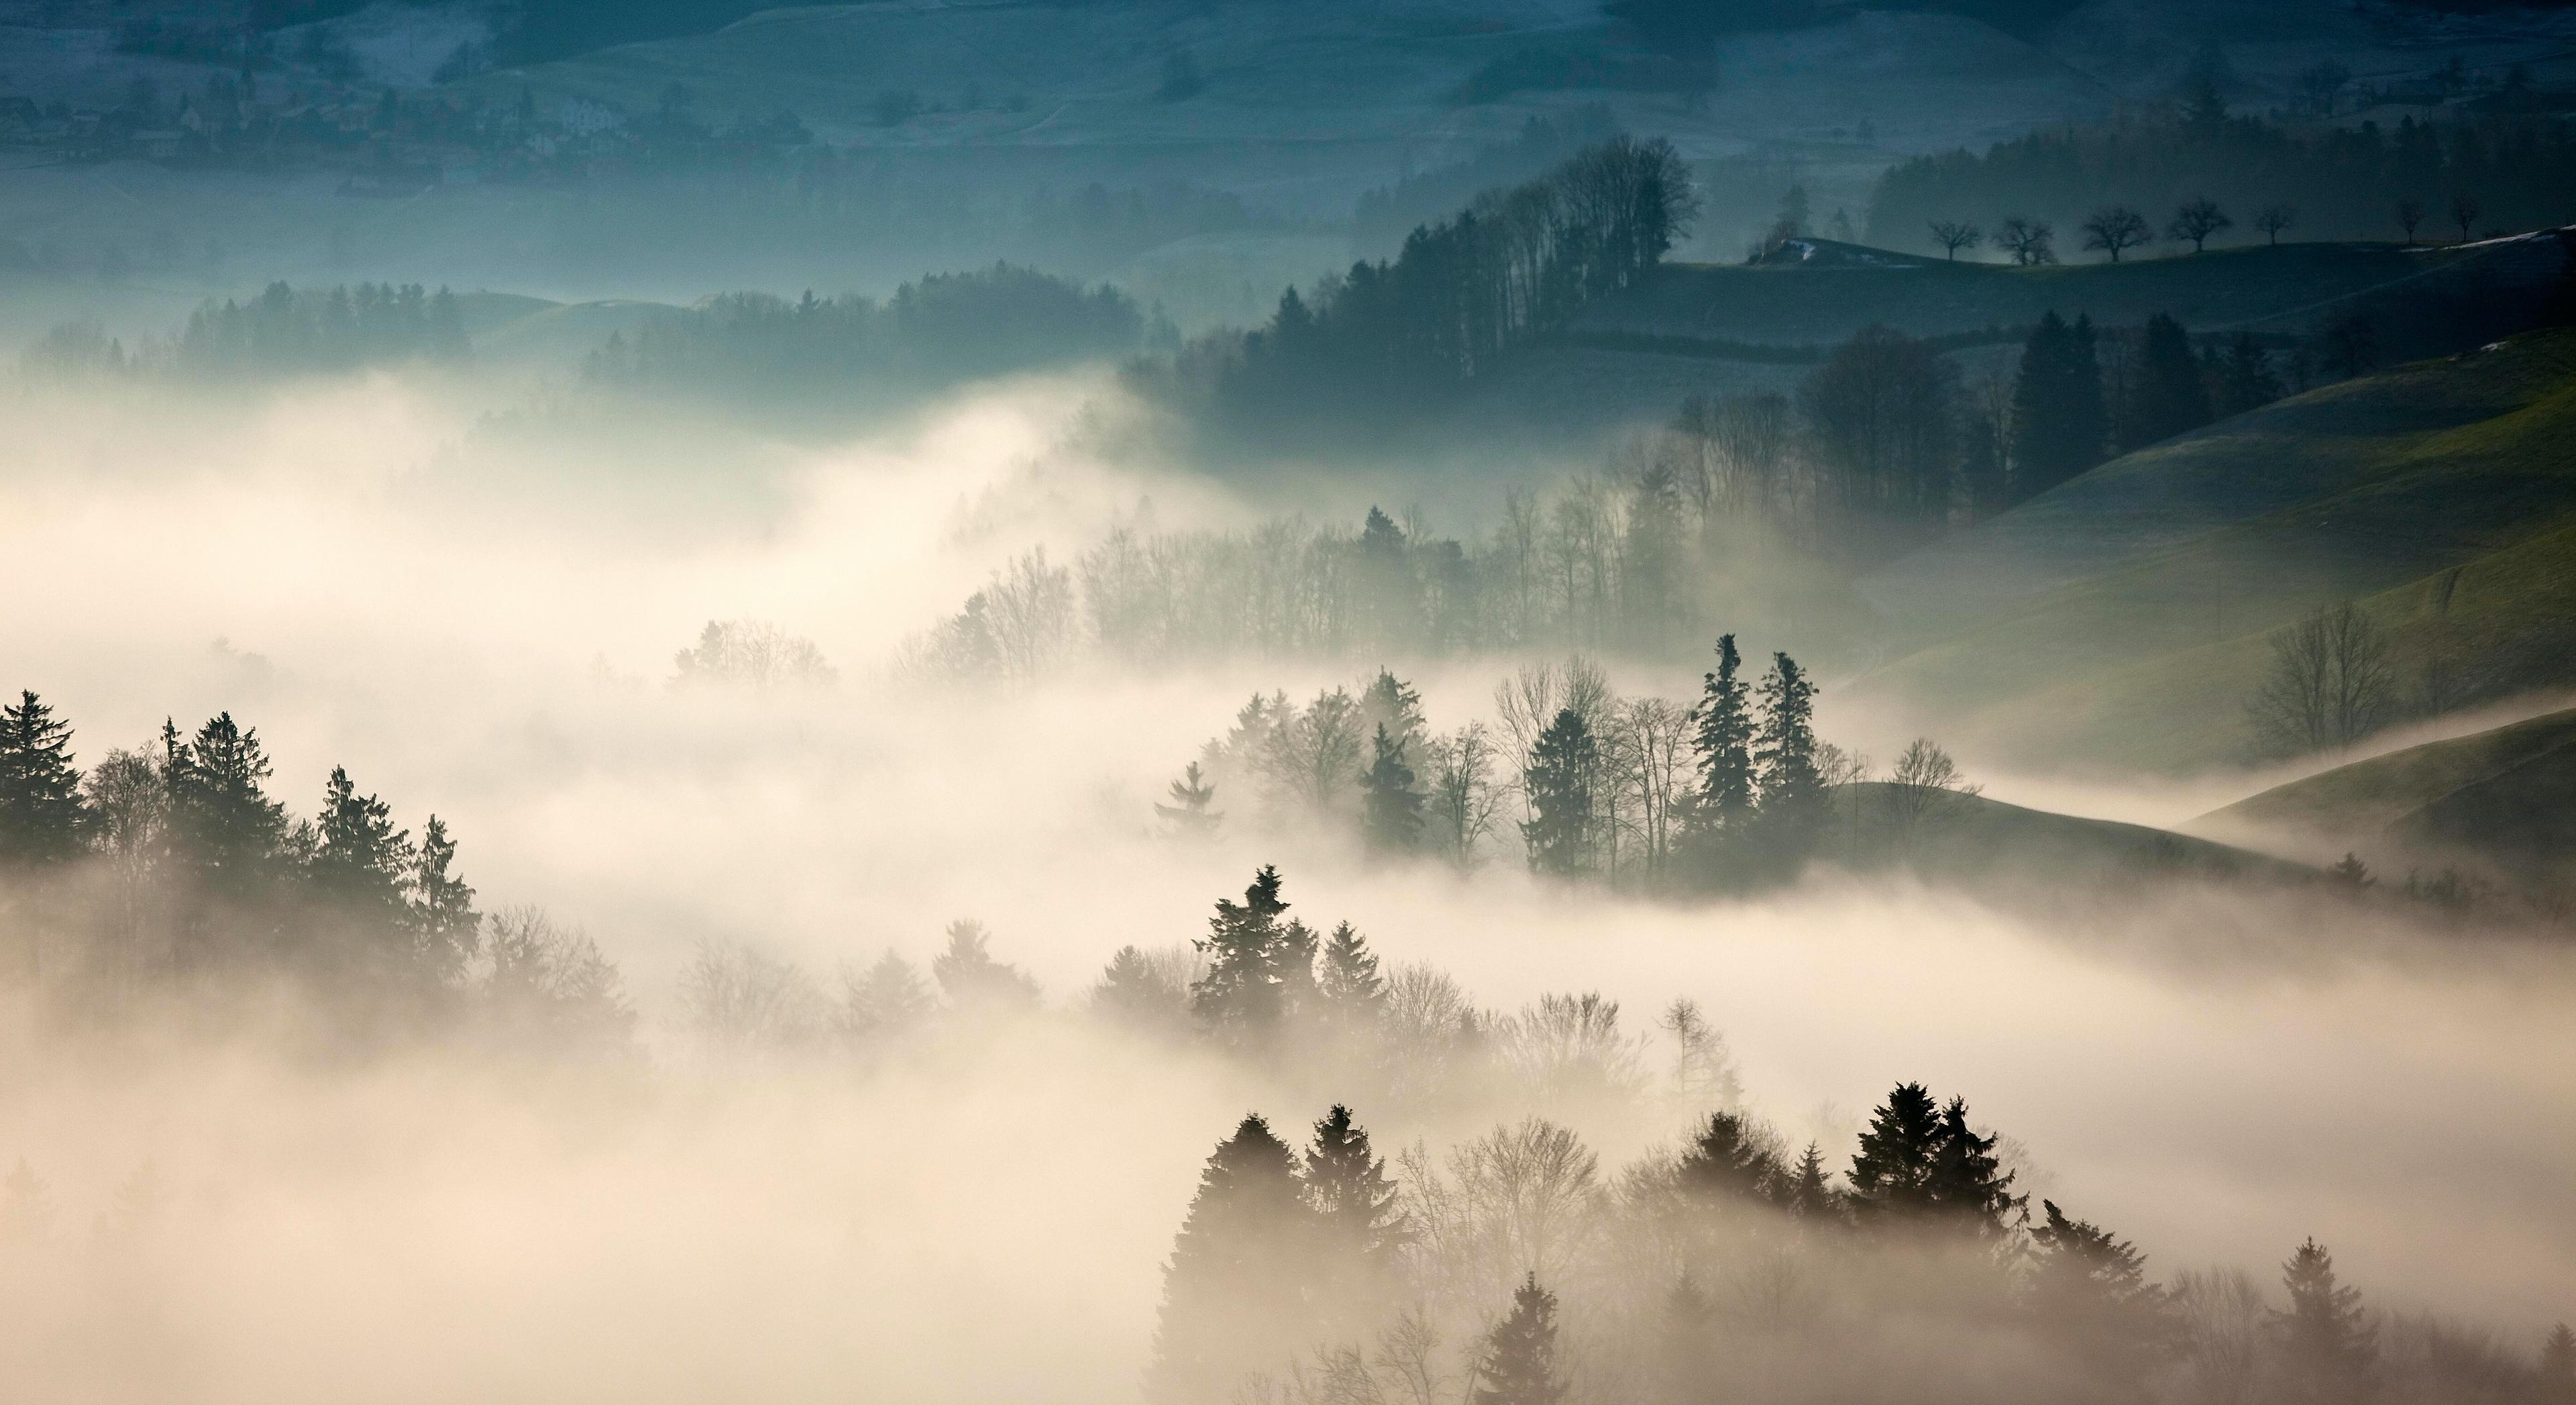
[
  {"x1": 1521, "y1": 709, "x2": 1599, "y2": 878},
  {"x1": 1191, "y1": 866, "x2": 1293, "y2": 1041},
  {"x1": 1473, "y1": 1273, "x2": 1569, "y2": 1405},
  {"x1": 1847, "y1": 1082, "x2": 2023, "y2": 1236},
  {"x1": 1750, "y1": 654, "x2": 1826, "y2": 870},
  {"x1": 2010, "y1": 311, "x2": 2108, "y2": 502},
  {"x1": 1147, "y1": 1114, "x2": 1321, "y2": 1405},
  {"x1": 1315, "y1": 921, "x2": 1387, "y2": 1025},
  {"x1": 2026, "y1": 1199, "x2": 2176, "y2": 1400},
  {"x1": 1360, "y1": 725, "x2": 1426, "y2": 855},
  {"x1": 2273, "y1": 1238, "x2": 2375, "y2": 1405},
  {"x1": 1681, "y1": 635, "x2": 1754, "y2": 861},
  {"x1": 0, "y1": 692, "x2": 87, "y2": 867},
  {"x1": 1302, "y1": 1103, "x2": 1407, "y2": 1316}
]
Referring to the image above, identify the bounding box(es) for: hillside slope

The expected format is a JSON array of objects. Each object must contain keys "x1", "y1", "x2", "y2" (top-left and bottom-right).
[
  {"x1": 1850, "y1": 327, "x2": 2576, "y2": 774},
  {"x1": 1819, "y1": 780, "x2": 2301, "y2": 886},
  {"x1": 2190, "y1": 707, "x2": 2576, "y2": 878}
]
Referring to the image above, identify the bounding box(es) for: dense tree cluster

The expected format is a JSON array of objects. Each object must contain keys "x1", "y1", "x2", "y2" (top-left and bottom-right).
[
  {"x1": 1169, "y1": 638, "x2": 1839, "y2": 890},
  {"x1": 1871, "y1": 108, "x2": 2576, "y2": 254},
  {"x1": 0, "y1": 690, "x2": 626, "y2": 1045},
  {"x1": 1169, "y1": 137, "x2": 1699, "y2": 450},
  {"x1": 586, "y1": 264, "x2": 1146, "y2": 415},
  {"x1": 19, "y1": 283, "x2": 472, "y2": 381}
]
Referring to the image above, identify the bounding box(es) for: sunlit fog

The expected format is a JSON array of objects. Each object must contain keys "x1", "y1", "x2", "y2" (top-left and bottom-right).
[{"x1": 3, "y1": 2, "x2": 2574, "y2": 1403}]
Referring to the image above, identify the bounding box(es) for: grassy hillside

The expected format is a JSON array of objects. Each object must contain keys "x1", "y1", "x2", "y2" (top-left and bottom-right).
[
  {"x1": 1819, "y1": 780, "x2": 2302, "y2": 885},
  {"x1": 2190, "y1": 707, "x2": 2576, "y2": 878},
  {"x1": 1851, "y1": 327, "x2": 2576, "y2": 774}
]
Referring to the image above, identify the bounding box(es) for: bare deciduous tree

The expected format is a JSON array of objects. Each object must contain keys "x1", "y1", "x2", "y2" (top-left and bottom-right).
[
  {"x1": 2248, "y1": 601, "x2": 2395, "y2": 755},
  {"x1": 1424, "y1": 723, "x2": 1503, "y2": 868},
  {"x1": 2255, "y1": 204, "x2": 2298, "y2": 246},
  {"x1": 2081, "y1": 205, "x2": 2154, "y2": 262},
  {"x1": 672, "y1": 618, "x2": 837, "y2": 691},
  {"x1": 1884, "y1": 737, "x2": 1982, "y2": 843},
  {"x1": 2396, "y1": 198, "x2": 2426, "y2": 244},
  {"x1": 677, "y1": 937, "x2": 827, "y2": 1055},
  {"x1": 2168, "y1": 197, "x2": 2233, "y2": 252},
  {"x1": 1995, "y1": 216, "x2": 2056, "y2": 265},
  {"x1": 1928, "y1": 219, "x2": 1982, "y2": 260},
  {"x1": 2449, "y1": 192, "x2": 2481, "y2": 243}
]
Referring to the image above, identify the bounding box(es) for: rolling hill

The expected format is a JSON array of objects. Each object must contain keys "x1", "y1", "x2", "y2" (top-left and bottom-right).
[
  {"x1": 1849, "y1": 325, "x2": 2576, "y2": 776},
  {"x1": 1818, "y1": 779, "x2": 2305, "y2": 887},
  {"x1": 2190, "y1": 707, "x2": 2576, "y2": 880}
]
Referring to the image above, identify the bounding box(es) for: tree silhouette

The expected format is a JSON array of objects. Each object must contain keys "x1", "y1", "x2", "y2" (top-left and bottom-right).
[
  {"x1": 1360, "y1": 725, "x2": 1425, "y2": 854},
  {"x1": 1147, "y1": 1113, "x2": 1323, "y2": 1404},
  {"x1": 2010, "y1": 311, "x2": 2107, "y2": 499},
  {"x1": 1929, "y1": 219, "x2": 1982, "y2": 260},
  {"x1": 1315, "y1": 921, "x2": 1386, "y2": 1023},
  {"x1": 2273, "y1": 1238, "x2": 2375, "y2": 1405},
  {"x1": 1675, "y1": 1110, "x2": 1786, "y2": 1208},
  {"x1": 410, "y1": 814, "x2": 479, "y2": 982},
  {"x1": 1303, "y1": 1104, "x2": 1407, "y2": 1306},
  {"x1": 1521, "y1": 709, "x2": 1598, "y2": 877},
  {"x1": 2027, "y1": 1199, "x2": 2175, "y2": 1398},
  {"x1": 1155, "y1": 762, "x2": 1222, "y2": 837},
  {"x1": 2167, "y1": 197, "x2": 2232, "y2": 252},
  {"x1": 1682, "y1": 634, "x2": 1755, "y2": 853},
  {"x1": 932, "y1": 919, "x2": 1041, "y2": 1012},
  {"x1": 1655, "y1": 1271, "x2": 1717, "y2": 1404},
  {"x1": 1752, "y1": 654, "x2": 1825, "y2": 864},
  {"x1": 2081, "y1": 205, "x2": 2153, "y2": 262},
  {"x1": 0, "y1": 691, "x2": 87, "y2": 867},
  {"x1": 1473, "y1": 1273, "x2": 1568, "y2": 1405},
  {"x1": 2120, "y1": 313, "x2": 2212, "y2": 450},
  {"x1": 2450, "y1": 193, "x2": 2481, "y2": 243},
  {"x1": 2255, "y1": 205, "x2": 2298, "y2": 245},
  {"x1": 2396, "y1": 198, "x2": 2426, "y2": 244},
  {"x1": 1995, "y1": 216, "x2": 2055, "y2": 265},
  {"x1": 1191, "y1": 866, "x2": 1292, "y2": 1039}
]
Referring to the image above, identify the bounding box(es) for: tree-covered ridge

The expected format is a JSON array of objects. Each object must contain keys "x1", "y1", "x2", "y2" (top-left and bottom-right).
[
  {"x1": 1161, "y1": 136, "x2": 1700, "y2": 452},
  {"x1": 585, "y1": 262, "x2": 1149, "y2": 411}
]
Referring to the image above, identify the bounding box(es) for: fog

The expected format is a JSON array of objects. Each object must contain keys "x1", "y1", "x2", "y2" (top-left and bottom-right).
[{"x1": 1, "y1": 362, "x2": 2569, "y2": 1403}]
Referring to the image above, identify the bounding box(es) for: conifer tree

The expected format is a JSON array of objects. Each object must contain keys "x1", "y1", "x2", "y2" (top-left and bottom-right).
[
  {"x1": 932, "y1": 919, "x2": 1041, "y2": 1011},
  {"x1": 1847, "y1": 1081, "x2": 1945, "y2": 1217},
  {"x1": 1656, "y1": 1271, "x2": 1717, "y2": 1405},
  {"x1": 2216, "y1": 332, "x2": 2282, "y2": 417},
  {"x1": 1147, "y1": 1113, "x2": 1323, "y2": 1405},
  {"x1": 1191, "y1": 866, "x2": 1291, "y2": 1040},
  {"x1": 0, "y1": 690, "x2": 87, "y2": 866},
  {"x1": 2010, "y1": 311, "x2": 2107, "y2": 500},
  {"x1": 2027, "y1": 1199, "x2": 2174, "y2": 1397},
  {"x1": 1521, "y1": 709, "x2": 1598, "y2": 877},
  {"x1": 839, "y1": 948, "x2": 935, "y2": 1043},
  {"x1": 1784, "y1": 1141, "x2": 1837, "y2": 1220},
  {"x1": 1925, "y1": 1095, "x2": 2024, "y2": 1235},
  {"x1": 2273, "y1": 1237, "x2": 2375, "y2": 1405},
  {"x1": 1155, "y1": 762, "x2": 1222, "y2": 837},
  {"x1": 1682, "y1": 635, "x2": 1754, "y2": 850},
  {"x1": 311, "y1": 765, "x2": 415, "y2": 935},
  {"x1": 1315, "y1": 921, "x2": 1386, "y2": 1023},
  {"x1": 1474, "y1": 1273, "x2": 1569, "y2": 1405},
  {"x1": 2120, "y1": 313, "x2": 2213, "y2": 451},
  {"x1": 2538, "y1": 1324, "x2": 2575, "y2": 1404},
  {"x1": 1303, "y1": 1104, "x2": 1406, "y2": 1306},
  {"x1": 1361, "y1": 725, "x2": 1426, "y2": 855},
  {"x1": 1275, "y1": 917, "x2": 1321, "y2": 1019},
  {"x1": 1675, "y1": 1110, "x2": 1786, "y2": 1209},
  {"x1": 410, "y1": 815, "x2": 479, "y2": 982},
  {"x1": 168, "y1": 713, "x2": 288, "y2": 896},
  {"x1": 1091, "y1": 945, "x2": 1190, "y2": 1035},
  {"x1": 1752, "y1": 654, "x2": 1826, "y2": 867}
]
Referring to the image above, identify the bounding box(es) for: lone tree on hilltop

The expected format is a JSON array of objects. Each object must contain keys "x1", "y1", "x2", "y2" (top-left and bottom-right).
[
  {"x1": 1929, "y1": 220, "x2": 1982, "y2": 260},
  {"x1": 2082, "y1": 206, "x2": 2153, "y2": 262},
  {"x1": 2167, "y1": 198, "x2": 2232, "y2": 253},
  {"x1": 2255, "y1": 205, "x2": 2298, "y2": 246}
]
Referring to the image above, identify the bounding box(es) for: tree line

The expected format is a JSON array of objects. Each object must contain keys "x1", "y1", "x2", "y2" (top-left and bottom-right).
[
  {"x1": 1871, "y1": 105, "x2": 2576, "y2": 256},
  {"x1": 585, "y1": 262, "x2": 1151, "y2": 416},
  {"x1": 1166, "y1": 637, "x2": 1894, "y2": 892},
  {"x1": 1149, "y1": 136, "x2": 1699, "y2": 453},
  {"x1": 0, "y1": 690, "x2": 627, "y2": 1045},
  {"x1": 20, "y1": 282, "x2": 471, "y2": 381},
  {"x1": 1110, "y1": 864, "x2": 2576, "y2": 1405}
]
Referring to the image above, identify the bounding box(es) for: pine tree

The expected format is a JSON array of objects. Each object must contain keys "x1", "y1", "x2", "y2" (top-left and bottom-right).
[
  {"x1": 932, "y1": 919, "x2": 1041, "y2": 1011},
  {"x1": 1473, "y1": 1273, "x2": 1569, "y2": 1405},
  {"x1": 1315, "y1": 921, "x2": 1386, "y2": 1023},
  {"x1": 410, "y1": 815, "x2": 478, "y2": 982},
  {"x1": 1675, "y1": 1110, "x2": 1786, "y2": 1209},
  {"x1": 1303, "y1": 1104, "x2": 1406, "y2": 1310},
  {"x1": 1656, "y1": 1271, "x2": 1717, "y2": 1405},
  {"x1": 2010, "y1": 311, "x2": 2107, "y2": 501},
  {"x1": 1521, "y1": 709, "x2": 1598, "y2": 877},
  {"x1": 1682, "y1": 635, "x2": 1754, "y2": 849},
  {"x1": 2538, "y1": 1323, "x2": 2575, "y2": 1404},
  {"x1": 1091, "y1": 945, "x2": 1189, "y2": 1035},
  {"x1": 839, "y1": 948, "x2": 935, "y2": 1043},
  {"x1": 2027, "y1": 1199, "x2": 2173, "y2": 1398},
  {"x1": 2216, "y1": 332, "x2": 2282, "y2": 417},
  {"x1": 1360, "y1": 725, "x2": 1425, "y2": 855},
  {"x1": 1847, "y1": 1081, "x2": 1945, "y2": 1217},
  {"x1": 1925, "y1": 1095, "x2": 2023, "y2": 1235},
  {"x1": 1752, "y1": 654, "x2": 1825, "y2": 868},
  {"x1": 168, "y1": 713, "x2": 288, "y2": 896},
  {"x1": 1155, "y1": 762, "x2": 1222, "y2": 837},
  {"x1": 2273, "y1": 1237, "x2": 2374, "y2": 1405},
  {"x1": 1191, "y1": 866, "x2": 1291, "y2": 1039},
  {"x1": 2120, "y1": 313, "x2": 2212, "y2": 451},
  {"x1": 1784, "y1": 1141, "x2": 1837, "y2": 1220},
  {"x1": 312, "y1": 765, "x2": 414, "y2": 927},
  {"x1": 1146, "y1": 1113, "x2": 1323, "y2": 1404},
  {"x1": 0, "y1": 691, "x2": 87, "y2": 866}
]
